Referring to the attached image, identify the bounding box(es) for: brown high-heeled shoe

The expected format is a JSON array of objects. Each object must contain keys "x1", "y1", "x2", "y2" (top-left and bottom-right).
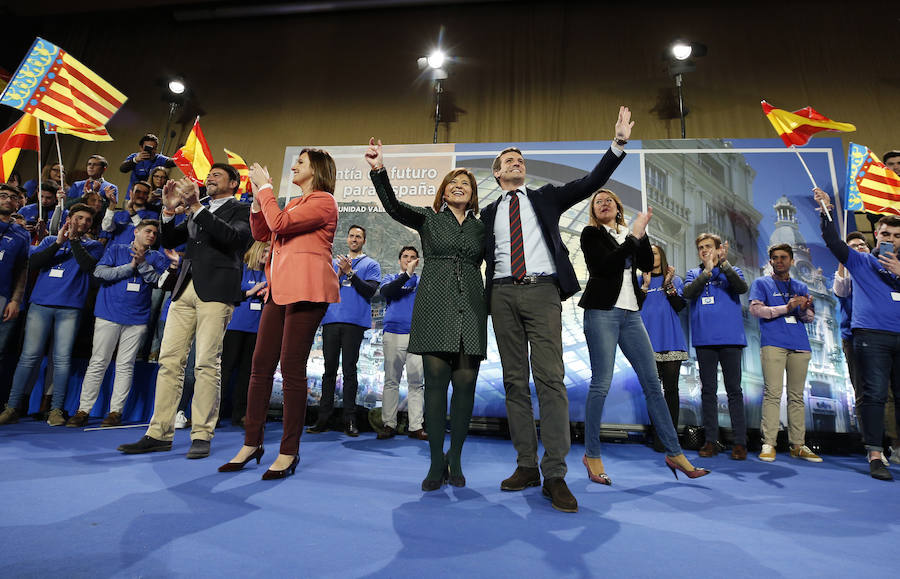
[
  {"x1": 665, "y1": 454, "x2": 710, "y2": 480},
  {"x1": 218, "y1": 446, "x2": 265, "y2": 472},
  {"x1": 262, "y1": 455, "x2": 300, "y2": 480},
  {"x1": 582, "y1": 455, "x2": 612, "y2": 485}
]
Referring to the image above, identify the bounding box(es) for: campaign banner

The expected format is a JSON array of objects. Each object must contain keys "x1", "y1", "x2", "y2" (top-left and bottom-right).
[{"x1": 271, "y1": 137, "x2": 855, "y2": 434}]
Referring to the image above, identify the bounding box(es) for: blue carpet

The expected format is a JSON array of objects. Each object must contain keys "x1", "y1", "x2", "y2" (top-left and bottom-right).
[{"x1": 0, "y1": 421, "x2": 897, "y2": 578}]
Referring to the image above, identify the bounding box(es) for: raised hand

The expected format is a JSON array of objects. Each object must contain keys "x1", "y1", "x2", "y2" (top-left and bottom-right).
[
  {"x1": 56, "y1": 189, "x2": 66, "y2": 205},
  {"x1": 364, "y1": 137, "x2": 384, "y2": 170},
  {"x1": 338, "y1": 255, "x2": 353, "y2": 275},
  {"x1": 58, "y1": 219, "x2": 70, "y2": 242},
  {"x1": 812, "y1": 187, "x2": 833, "y2": 211},
  {"x1": 176, "y1": 178, "x2": 201, "y2": 211},
  {"x1": 615, "y1": 106, "x2": 634, "y2": 142},
  {"x1": 130, "y1": 244, "x2": 146, "y2": 267},
  {"x1": 103, "y1": 185, "x2": 117, "y2": 206},
  {"x1": 163, "y1": 248, "x2": 181, "y2": 267},
  {"x1": 249, "y1": 163, "x2": 271, "y2": 190},
  {"x1": 717, "y1": 240, "x2": 730, "y2": 264},
  {"x1": 631, "y1": 206, "x2": 652, "y2": 239},
  {"x1": 664, "y1": 265, "x2": 676, "y2": 285},
  {"x1": 641, "y1": 271, "x2": 651, "y2": 289},
  {"x1": 878, "y1": 248, "x2": 900, "y2": 276},
  {"x1": 405, "y1": 257, "x2": 419, "y2": 276},
  {"x1": 162, "y1": 180, "x2": 181, "y2": 212}
]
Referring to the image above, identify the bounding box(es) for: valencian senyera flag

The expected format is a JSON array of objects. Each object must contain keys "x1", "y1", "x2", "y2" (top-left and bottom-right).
[
  {"x1": 224, "y1": 148, "x2": 250, "y2": 197},
  {"x1": 761, "y1": 100, "x2": 856, "y2": 147},
  {"x1": 0, "y1": 38, "x2": 126, "y2": 141},
  {"x1": 173, "y1": 117, "x2": 214, "y2": 186},
  {"x1": 0, "y1": 113, "x2": 40, "y2": 183},
  {"x1": 845, "y1": 143, "x2": 900, "y2": 216}
]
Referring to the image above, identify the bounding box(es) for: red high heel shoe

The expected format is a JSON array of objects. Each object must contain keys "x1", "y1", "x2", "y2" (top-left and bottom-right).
[
  {"x1": 582, "y1": 455, "x2": 612, "y2": 485},
  {"x1": 665, "y1": 455, "x2": 710, "y2": 480},
  {"x1": 218, "y1": 446, "x2": 265, "y2": 472},
  {"x1": 262, "y1": 455, "x2": 300, "y2": 480}
]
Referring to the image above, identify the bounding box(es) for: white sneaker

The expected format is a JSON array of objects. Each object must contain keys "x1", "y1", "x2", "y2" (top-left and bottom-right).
[
  {"x1": 174, "y1": 410, "x2": 189, "y2": 429},
  {"x1": 890, "y1": 447, "x2": 900, "y2": 465},
  {"x1": 759, "y1": 444, "x2": 776, "y2": 462}
]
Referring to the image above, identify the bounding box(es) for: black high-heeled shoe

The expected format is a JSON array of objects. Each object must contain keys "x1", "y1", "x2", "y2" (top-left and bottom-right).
[
  {"x1": 218, "y1": 446, "x2": 265, "y2": 472},
  {"x1": 445, "y1": 453, "x2": 465, "y2": 487},
  {"x1": 422, "y1": 457, "x2": 449, "y2": 492},
  {"x1": 262, "y1": 455, "x2": 299, "y2": 480}
]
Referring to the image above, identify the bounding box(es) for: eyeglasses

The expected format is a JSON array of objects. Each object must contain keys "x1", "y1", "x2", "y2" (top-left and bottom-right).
[{"x1": 0, "y1": 193, "x2": 13, "y2": 200}]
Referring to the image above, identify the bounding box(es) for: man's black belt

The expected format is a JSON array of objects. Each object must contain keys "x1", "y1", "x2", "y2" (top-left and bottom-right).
[{"x1": 494, "y1": 274, "x2": 557, "y2": 286}]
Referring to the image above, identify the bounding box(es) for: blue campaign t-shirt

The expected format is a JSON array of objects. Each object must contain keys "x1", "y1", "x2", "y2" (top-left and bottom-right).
[
  {"x1": 640, "y1": 274, "x2": 688, "y2": 353},
  {"x1": 0, "y1": 221, "x2": 29, "y2": 300},
  {"x1": 19, "y1": 203, "x2": 63, "y2": 224},
  {"x1": 749, "y1": 275, "x2": 811, "y2": 351},
  {"x1": 321, "y1": 255, "x2": 381, "y2": 328},
  {"x1": 227, "y1": 265, "x2": 267, "y2": 333},
  {"x1": 842, "y1": 248, "x2": 900, "y2": 334},
  {"x1": 107, "y1": 208, "x2": 161, "y2": 247},
  {"x1": 684, "y1": 265, "x2": 747, "y2": 347},
  {"x1": 29, "y1": 236, "x2": 104, "y2": 308},
  {"x1": 381, "y1": 272, "x2": 418, "y2": 335},
  {"x1": 123, "y1": 153, "x2": 171, "y2": 194},
  {"x1": 94, "y1": 244, "x2": 170, "y2": 325}
]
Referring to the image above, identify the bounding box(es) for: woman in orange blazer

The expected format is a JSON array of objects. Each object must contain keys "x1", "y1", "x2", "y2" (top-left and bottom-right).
[{"x1": 219, "y1": 149, "x2": 340, "y2": 479}]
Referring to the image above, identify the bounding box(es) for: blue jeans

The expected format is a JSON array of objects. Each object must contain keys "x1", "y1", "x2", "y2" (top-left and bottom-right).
[
  {"x1": 7, "y1": 304, "x2": 80, "y2": 411},
  {"x1": 583, "y1": 308, "x2": 682, "y2": 458},
  {"x1": 854, "y1": 330, "x2": 900, "y2": 452}
]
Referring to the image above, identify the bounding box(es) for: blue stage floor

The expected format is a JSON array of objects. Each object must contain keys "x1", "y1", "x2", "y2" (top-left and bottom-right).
[{"x1": 0, "y1": 421, "x2": 897, "y2": 578}]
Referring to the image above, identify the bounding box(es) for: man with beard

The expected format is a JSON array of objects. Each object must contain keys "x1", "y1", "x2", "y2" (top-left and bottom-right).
[{"x1": 101, "y1": 180, "x2": 161, "y2": 247}]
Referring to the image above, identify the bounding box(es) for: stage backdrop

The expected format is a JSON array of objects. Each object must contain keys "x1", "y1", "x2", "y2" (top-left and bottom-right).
[{"x1": 271, "y1": 137, "x2": 853, "y2": 434}]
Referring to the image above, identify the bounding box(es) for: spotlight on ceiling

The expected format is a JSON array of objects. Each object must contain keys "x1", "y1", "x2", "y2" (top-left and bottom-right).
[
  {"x1": 168, "y1": 78, "x2": 186, "y2": 95},
  {"x1": 671, "y1": 41, "x2": 692, "y2": 61}
]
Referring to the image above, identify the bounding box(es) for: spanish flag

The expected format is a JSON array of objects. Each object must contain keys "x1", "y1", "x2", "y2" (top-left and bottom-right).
[
  {"x1": 761, "y1": 101, "x2": 856, "y2": 147},
  {"x1": 0, "y1": 38, "x2": 126, "y2": 141},
  {"x1": 0, "y1": 113, "x2": 40, "y2": 183},
  {"x1": 224, "y1": 148, "x2": 250, "y2": 197},
  {"x1": 172, "y1": 117, "x2": 213, "y2": 186}
]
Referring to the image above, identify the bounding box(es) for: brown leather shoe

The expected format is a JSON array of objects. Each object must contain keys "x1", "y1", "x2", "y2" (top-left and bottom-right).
[
  {"x1": 731, "y1": 444, "x2": 747, "y2": 460},
  {"x1": 698, "y1": 442, "x2": 718, "y2": 457},
  {"x1": 407, "y1": 428, "x2": 428, "y2": 440},
  {"x1": 65, "y1": 410, "x2": 90, "y2": 428},
  {"x1": 101, "y1": 412, "x2": 122, "y2": 428},
  {"x1": 377, "y1": 425, "x2": 396, "y2": 440},
  {"x1": 542, "y1": 477, "x2": 578, "y2": 513},
  {"x1": 500, "y1": 466, "x2": 541, "y2": 491}
]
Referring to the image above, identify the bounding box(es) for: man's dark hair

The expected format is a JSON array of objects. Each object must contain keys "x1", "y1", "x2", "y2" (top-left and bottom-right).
[
  {"x1": 398, "y1": 245, "x2": 419, "y2": 259},
  {"x1": 139, "y1": 134, "x2": 160, "y2": 147},
  {"x1": 136, "y1": 219, "x2": 160, "y2": 231},
  {"x1": 132, "y1": 180, "x2": 152, "y2": 193},
  {"x1": 40, "y1": 180, "x2": 60, "y2": 194},
  {"x1": 69, "y1": 203, "x2": 96, "y2": 217},
  {"x1": 348, "y1": 224, "x2": 366, "y2": 239},
  {"x1": 210, "y1": 163, "x2": 240, "y2": 192},
  {"x1": 0, "y1": 183, "x2": 16, "y2": 194},
  {"x1": 875, "y1": 215, "x2": 900, "y2": 229},
  {"x1": 88, "y1": 154, "x2": 108, "y2": 168},
  {"x1": 768, "y1": 243, "x2": 794, "y2": 259},
  {"x1": 846, "y1": 231, "x2": 868, "y2": 245},
  {"x1": 492, "y1": 147, "x2": 523, "y2": 186},
  {"x1": 882, "y1": 150, "x2": 900, "y2": 164}
]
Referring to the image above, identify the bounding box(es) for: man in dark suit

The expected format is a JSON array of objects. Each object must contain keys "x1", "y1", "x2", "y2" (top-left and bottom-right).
[
  {"x1": 482, "y1": 106, "x2": 633, "y2": 512},
  {"x1": 119, "y1": 164, "x2": 251, "y2": 458}
]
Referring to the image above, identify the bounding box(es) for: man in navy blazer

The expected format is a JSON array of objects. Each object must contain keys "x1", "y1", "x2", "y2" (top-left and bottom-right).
[{"x1": 482, "y1": 106, "x2": 632, "y2": 513}]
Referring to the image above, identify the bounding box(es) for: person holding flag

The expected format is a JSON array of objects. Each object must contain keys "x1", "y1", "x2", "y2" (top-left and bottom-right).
[{"x1": 813, "y1": 187, "x2": 900, "y2": 480}]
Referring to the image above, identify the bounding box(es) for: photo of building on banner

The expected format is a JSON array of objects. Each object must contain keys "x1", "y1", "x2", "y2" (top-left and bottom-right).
[{"x1": 263, "y1": 138, "x2": 854, "y2": 436}]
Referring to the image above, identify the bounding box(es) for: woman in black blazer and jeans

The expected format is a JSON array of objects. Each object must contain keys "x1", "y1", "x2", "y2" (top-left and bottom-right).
[{"x1": 579, "y1": 188, "x2": 709, "y2": 484}]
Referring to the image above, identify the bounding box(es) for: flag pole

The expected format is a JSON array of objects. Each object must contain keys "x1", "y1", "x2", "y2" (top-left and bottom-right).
[
  {"x1": 36, "y1": 124, "x2": 42, "y2": 202},
  {"x1": 791, "y1": 145, "x2": 832, "y2": 222}
]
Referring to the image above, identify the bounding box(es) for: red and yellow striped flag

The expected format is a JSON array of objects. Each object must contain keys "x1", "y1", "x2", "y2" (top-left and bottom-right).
[
  {"x1": 172, "y1": 117, "x2": 214, "y2": 185},
  {"x1": 0, "y1": 38, "x2": 126, "y2": 141},
  {"x1": 0, "y1": 113, "x2": 40, "y2": 183},
  {"x1": 761, "y1": 100, "x2": 856, "y2": 147},
  {"x1": 855, "y1": 152, "x2": 900, "y2": 216},
  {"x1": 224, "y1": 148, "x2": 250, "y2": 197}
]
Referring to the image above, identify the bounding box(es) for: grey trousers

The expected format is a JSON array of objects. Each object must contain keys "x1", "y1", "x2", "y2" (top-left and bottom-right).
[{"x1": 491, "y1": 282, "x2": 570, "y2": 479}]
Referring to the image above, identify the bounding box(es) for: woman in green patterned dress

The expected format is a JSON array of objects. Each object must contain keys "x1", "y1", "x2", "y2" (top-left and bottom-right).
[{"x1": 365, "y1": 138, "x2": 486, "y2": 491}]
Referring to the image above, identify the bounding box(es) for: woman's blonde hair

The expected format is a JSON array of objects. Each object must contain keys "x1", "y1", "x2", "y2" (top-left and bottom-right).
[{"x1": 243, "y1": 240, "x2": 270, "y2": 271}]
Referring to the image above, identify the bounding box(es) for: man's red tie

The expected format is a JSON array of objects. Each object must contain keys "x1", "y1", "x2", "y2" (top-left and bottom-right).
[{"x1": 508, "y1": 191, "x2": 526, "y2": 280}]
